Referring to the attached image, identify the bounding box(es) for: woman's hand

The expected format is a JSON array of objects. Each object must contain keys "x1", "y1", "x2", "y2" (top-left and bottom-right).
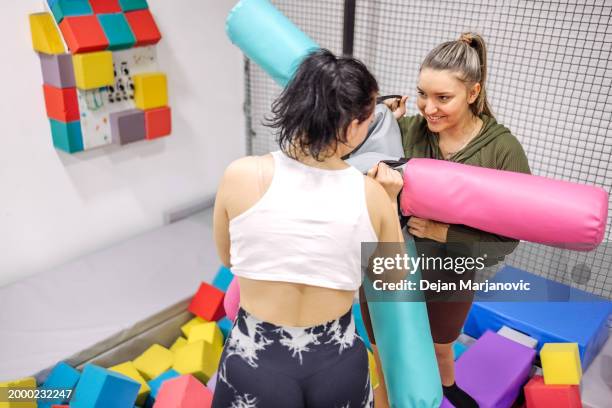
[
  {"x1": 367, "y1": 162, "x2": 403, "y2": 201},
  {"x1": 407, "y1": 216, "x2": 449, "y2": 243},
  {"x1": 383, "y1": 95, "x2": 408, "y2": 120}
]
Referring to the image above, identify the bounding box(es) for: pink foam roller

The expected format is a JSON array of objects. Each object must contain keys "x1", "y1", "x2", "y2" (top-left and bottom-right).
[
  {"x1": 400, "y1": 159, "x2": 608, "y2": 251},
  {"x1": 224, "y1": 278, "x2": 240, "y2": 322}
]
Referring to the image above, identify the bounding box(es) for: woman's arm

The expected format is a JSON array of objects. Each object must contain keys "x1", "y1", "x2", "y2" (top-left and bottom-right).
[{"x1": 213, "y1": 171, "x2": 232, "y2": 268}]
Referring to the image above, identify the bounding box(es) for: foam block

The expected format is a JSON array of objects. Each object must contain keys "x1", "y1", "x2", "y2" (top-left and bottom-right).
[
  {"x1": 541, "y1": 343, "x2": 582, "y2": 385},
  {"x1": 43, "y1": 84, "x2": 79, "y2": 122},
  {"x1": 125, "y1": 9, "x2": 161, "y2": 46},
  {"x1": 224, "y1": 278, "x2": 240, "y2": 322},
  {"x1": 498, "y1": 326, "x2": 538, "y2": 349},
  {"x1": 49, "y1": 119, "x2": 83, "y2": 153},
  {"x1": 172, "y1": 340, "x2": 221, "y2": 383},
  {"x1": 109, "y1": 361, "x2": 151, "y2": 406},
  {"x1": 109, "y1": 109, "x2": 146, "y2": 145},
  {"x1": 453, "y1": 341, "x2": 468, "y2": 361},
  {"x1": 119, "y1": 0, "x2": 149, "y2": 12},
  {"x1": 180, "y1": 317, "x2": 207, "y2": 338},
  {"x1": 217, "y1": 317, "x2": 233, "y2": 340},
  {"x1": 367, "y1": 349, "x2": 380, "y2": 389},
  {"x1": 50, "y1": 0, "x2": 93, "y2": 23},
  {"x1": 133, "y1": 344, "x2": 174, "y2": 381},
  {"x1": 133, "y1": 73, "x2": 167, "y2": 110},
  {"x1": 70, "y1": 364, "x2": 140, "y2": 408},
  {"x1": 454, "y1": 330, "x2": 536, "y2": 407},
  {"x1": 72, "y1": 51, "x2": 114, "y2": 89},
  {"x1": 188, "y1": 282, "x2": 226, "y2": 321},
  {"x1": 59, "y1": 15, "x2": 109, "y2": 53},
  {"x1": 0, "y1": 377, "x2": 37, "y2": 407},
  {"x1": 206, "y1": 371, "x2": 218, "y2": 393},
  {"x1": 144, "y1": 106, "x2": 171, "y2": 139},
  {"x1": 524, "y1": 375, "x2": 582, "y2": 407},
  {"x1": 98, "y1": 13, "x2": 136, "y2": 50},
  {"x1": 39, "y1": 53, "x2": 75, "y2": 88},
  {"x1": 148, "y1": 369, "x2": 180, "y2": 402},
  {"x1": 352, "y1": 302, "x2": 371, "y2": 350},
  {"x1": 154, "y1": 375, "x2": 213, "y2": 408},
  {"x1": 30, "y1": 13, "x2": 66, "y2": 54},
  {"x1": 170, "y1": 336, "x2": 188, "y2": 353},
  {"x1": 212, "y1": 266, "x2": 234, "y2": 292},
  {"x1": 90, "y1": 0, "x2": 122, "y2": 14},
  {"x1": 188, "y1": 322, "x2": 224, "y2": 349},
  {"x1": 464, "y1": 266, "x2": 611, "y2": 371},
  {"x1": 38, "y1": 362, "x2": 80, "y2": 408}
]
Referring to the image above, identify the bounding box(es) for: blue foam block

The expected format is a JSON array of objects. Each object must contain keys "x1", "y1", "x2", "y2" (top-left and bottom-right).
[
  {"x1": 465, "y1": 266, "x2": 611, "y2": 370},
  {"x1": 453, "y1": 341, "x2": 468, "y2": 361},
  {"x1": 50, "y1": 0, "x2": 93, "y2": 24},
  {"x1": 226, "y1": 0, "x2": 320, "y2": 87},
  {"x1": 118, "y1": 0, "x2": 149, "y2": 12},
  {"x1": 147, "y1": 369, "x2": 180, "y2": 404},
  {"x1": 50, "y1": 119, "x2": 84, "y2": 153},
  {"x1": 218, "y1": 317, "x2": 233, "y2": 340},
  {"x1": 98, "y1": 13, "x2": 136, "y2": 50},
  {"x1": 38, "y1": 362, "x2": 80, "y2": 408},
  {"x1": 352, "y1": 303, "x2": 371, "y2": 350},
  {"x1": 70, "y1": 364, "x2": 140, "y2": 408},
  {"x1": 212, "y1": 266, "x2": 234, "y2": 292}
]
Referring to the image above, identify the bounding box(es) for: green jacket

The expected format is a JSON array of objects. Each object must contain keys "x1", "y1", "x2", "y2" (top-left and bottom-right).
[{"x1": 398, "y1": 114, "x2": 531, "y2": 264}]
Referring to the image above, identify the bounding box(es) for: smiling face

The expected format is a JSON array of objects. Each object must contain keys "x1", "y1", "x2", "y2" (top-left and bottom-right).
[{"x1": 416, "y1": 68, "x2": 480, "y2": 134}]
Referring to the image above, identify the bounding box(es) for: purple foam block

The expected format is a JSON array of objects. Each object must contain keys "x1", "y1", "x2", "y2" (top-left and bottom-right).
[
  {"x1": 206, "y1": 371, "x2": 218, "y2": 393},
  {"x1": 110, "y1": 109, "x2": 146, "y2": 145},
  {"x1": 39, "y1": 53, "x2": 76, "y2": 88},
  {"x1": 455, "y1": 330, "x2": 536, "y2": 408}
]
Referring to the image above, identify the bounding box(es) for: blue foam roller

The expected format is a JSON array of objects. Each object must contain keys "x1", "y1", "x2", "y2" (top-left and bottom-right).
[
  {"x1": 226, "y1": 0, "x2": 320, "y2": 87},
  {"x1": 212, "y1": 265, "x2": 234, "y2": 292},
  {"x1": 464, "y1": 266, "x2": 611, "y2": 370},
  {"x1": 38, "y1": 362, "x2": 80, "y2": 408},
  {"x1": 364, "y1": 238, "x2": 442, "y2": 408},
  {"x1": 352, "y1": 303, "x2": 372, "y2": 350}
]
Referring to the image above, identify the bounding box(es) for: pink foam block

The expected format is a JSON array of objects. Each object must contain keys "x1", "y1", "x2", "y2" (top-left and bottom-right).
[
  {"x1": 224, "y1": 278, "x2": 240, "y2": 322},
  {"x1": 154, "y1": 375, "x2": 213, "y2": 408},
  {"x1": 400, "y1": 158, "x2": 608, "y2": 251}
]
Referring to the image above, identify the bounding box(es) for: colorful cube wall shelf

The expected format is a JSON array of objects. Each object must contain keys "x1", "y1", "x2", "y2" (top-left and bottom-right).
[
  {"x1": 98, "y1": 13, "x2": 136, "y2": 50},
  {"x1": 134, "y1": 73, "x2": 168, "y2": 110},
  {"x1": 90, "y1": 0, "x2": 122, "y2": 14},
  {"x1": 72, "y1": 51, "x2": 114, "y2": 90},
  {"x1": 59, "y1": 15, "x2": 109, "y2": 54},
  {"x1": 125, "y1": 9, "x2": 161, "y2": 46},
  {"x1": 31, "y1": 2, "x2": 169, "y2": 154},
  {"x1": 30, "y1": 13, "x2": 66, "y2": 54},
  {"x1": 50, "y1": 0, "x2": 93, "y2": 24}
]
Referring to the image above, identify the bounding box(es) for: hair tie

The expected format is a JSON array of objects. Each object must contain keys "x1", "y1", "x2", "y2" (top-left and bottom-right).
[{"x1": 459, "y1": 33, "x2": 473, "y2": 46}]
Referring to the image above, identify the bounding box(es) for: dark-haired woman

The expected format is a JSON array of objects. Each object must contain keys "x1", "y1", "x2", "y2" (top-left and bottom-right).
[{"x1": 212, "y1": 49, "x2": 403, "y2": 407}]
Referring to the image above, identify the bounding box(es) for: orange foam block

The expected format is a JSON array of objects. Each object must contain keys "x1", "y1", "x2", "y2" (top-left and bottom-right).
[
  {"x1": 59, "y1": 15, "x2": 109, "y2": 53},
  {"x1": 144, "y1": 106, "x2": 171, "y2": 139},
  {"x1": 188, "y1": 282, "x2": 226, "y2": 321},
  {"x1": 524, "y1": 375, "x2": 582, "y2": 407},
  {"x1": 154, "y1": 375, "x2": 213, "y2": 408},
  {"x1": 43, "y1": 84, "x2": 80, "y2": 122}
]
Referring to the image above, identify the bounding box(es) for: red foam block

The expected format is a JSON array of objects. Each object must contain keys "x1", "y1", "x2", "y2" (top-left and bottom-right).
[
  {"x1": 155, "y1": 375, "x2": 213, "y2": 408},
  {"x1": 89, "y1": 0, "x2": 122, "y2": 14},
  {"x1": 43, "y1": 84, "x2": 80, "y2": 122},
  {"x1": 145, "y1": 106, "x2": 171, "y2": 139},
  {"x1": 524, "y1": 375, "x2": 582, "y2": 408},
  {"x1": 59, "y1": 15, "x2": 109, "y2": 53},
  {"x1": 188, "y1": 282, "x2": 226, "y2": 321},
  {"x1": 125, "y1": 9, "x2": 161, "y2": 46}
]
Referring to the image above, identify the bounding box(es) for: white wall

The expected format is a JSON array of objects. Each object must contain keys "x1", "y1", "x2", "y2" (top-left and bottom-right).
[{"x1": 0, "y1": 0, "x2": 245, "y2": 287}]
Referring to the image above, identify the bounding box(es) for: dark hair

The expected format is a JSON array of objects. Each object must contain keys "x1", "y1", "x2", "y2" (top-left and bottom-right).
[
  {"x1": 266, "y1": 49, "x2": 378, "y2": 161},
  {"x1": 421, "y1": 32, "x2": 493, "y2": 118}
]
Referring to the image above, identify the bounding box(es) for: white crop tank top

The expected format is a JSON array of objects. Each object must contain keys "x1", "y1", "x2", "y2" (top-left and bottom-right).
[{"x1": 229, "y1": 150, "x2": 378, "y2": 291}]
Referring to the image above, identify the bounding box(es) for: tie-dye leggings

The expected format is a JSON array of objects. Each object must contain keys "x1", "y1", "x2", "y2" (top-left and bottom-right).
[{"x1": 212, "y1": 307, "x2": 373, "y2": 408}]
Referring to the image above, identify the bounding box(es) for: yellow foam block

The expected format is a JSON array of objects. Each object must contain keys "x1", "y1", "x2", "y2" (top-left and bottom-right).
[
  {"x1": 133, "y1": 344, "x2": 174, "y2": 381},
  {"x1": 188, "y1": 322, "x2": 224, "y2": 348},
  {"x1": 181, "y1": 316, "x2": 207, "y2": 338},
  {"x1": 29, "y1": 13, "x2": 65, "y2": 54},
  {"x1": 170, "y1": 336, "x2": 188, "y2": 353},
  {"x1": 173, "y1": 340, "x2": 222, "y2": 383},
  {"x1": 134, "y1": 72, "x2": 168, "y2": 110},
  {"x1": 109, "y1": 361, "x2": 150, "y2": 406},
  {"x1": 367, "y1": 350, "x2": 380, "y2": 389},
  {"x1": 72, "y1": 51, "x2": 114, "y2": 90},
  {"x1": 0, "y1": 377, "x2": 37, "y2": 407},
  {"x1": 541, "y1": 343, "x2": 582, "y2": 385}
]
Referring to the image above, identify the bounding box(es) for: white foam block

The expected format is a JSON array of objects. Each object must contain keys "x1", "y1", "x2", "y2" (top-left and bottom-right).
[{"x1": 497, "y1": 325, "x2": 538, "y2": 349}]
